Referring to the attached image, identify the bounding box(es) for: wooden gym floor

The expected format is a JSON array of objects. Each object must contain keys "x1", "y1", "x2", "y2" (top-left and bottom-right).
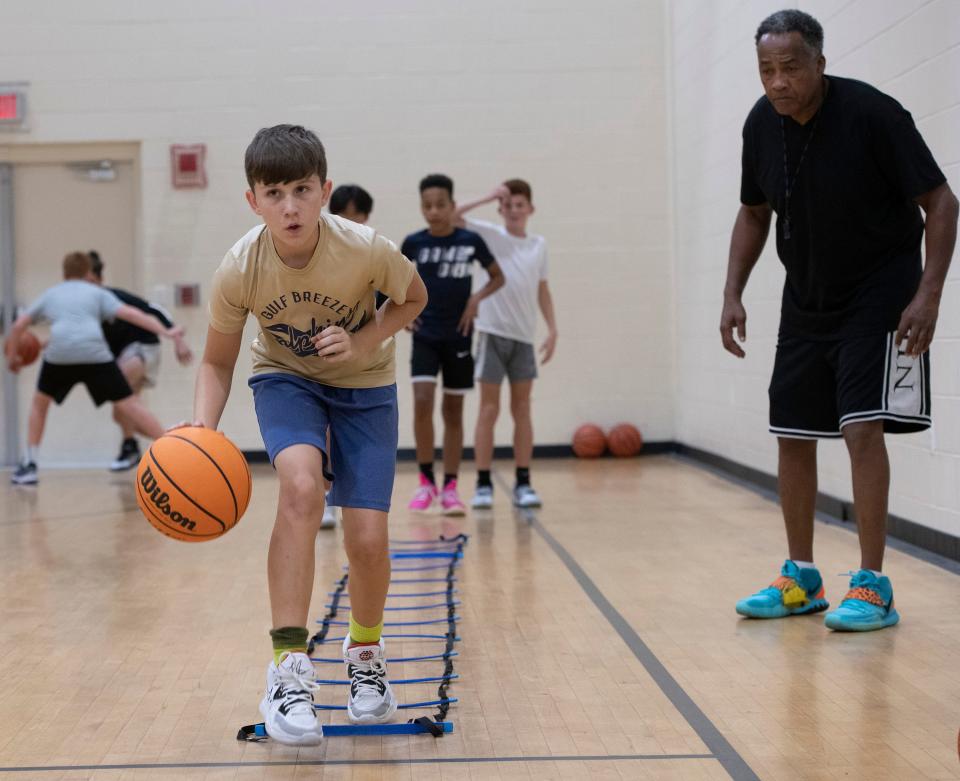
[{"x1": 0, "y1": 456, "x2": 958, "y2": 781}]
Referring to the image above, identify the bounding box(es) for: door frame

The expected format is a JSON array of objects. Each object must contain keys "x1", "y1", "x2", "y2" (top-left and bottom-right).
[{"x1": 0, "y1": 142, "x2": 140, "y2": 466}]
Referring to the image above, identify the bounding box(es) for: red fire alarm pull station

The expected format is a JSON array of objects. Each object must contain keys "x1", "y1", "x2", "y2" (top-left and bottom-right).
[
  {"x1": 170, "y1": 144, "x2": 207, "y2": 189},
  {"x1": 174, "y1": 283, "x2": 201, "y2": 307},
  {"x1": 0, "y1": 83, "x2": 27, "y2": 128}
]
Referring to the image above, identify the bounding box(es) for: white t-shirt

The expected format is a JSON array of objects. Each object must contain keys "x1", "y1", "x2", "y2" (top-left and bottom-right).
[{"x1": 467, "y1": 218, "x2": 548, "y2": 344}]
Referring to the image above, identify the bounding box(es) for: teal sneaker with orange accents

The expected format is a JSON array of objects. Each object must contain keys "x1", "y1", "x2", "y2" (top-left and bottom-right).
[
  {"x1": 824, "y1": 570, "x2": 899, "y2": 632},
  {"x1": 735, "y1": 560, "x2": 829, "y2": 619}
]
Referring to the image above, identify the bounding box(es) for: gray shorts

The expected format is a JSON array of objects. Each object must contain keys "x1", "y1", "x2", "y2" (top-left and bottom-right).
[
  {"x1": 475, "y1": 332, "x2": 538, "y2": 384},
  {"x1": 117, "y1": 342, "x2": 162, "y2": 387}
]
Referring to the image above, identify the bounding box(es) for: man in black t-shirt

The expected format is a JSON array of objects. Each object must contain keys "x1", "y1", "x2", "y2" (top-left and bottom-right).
[
  {"x1": 89, "y1": 251, "x2": 193, "y2": 470},
  {"x1": 721, "y1": 10, "x2": 958, "y2": 632},
  {"x1": 403, "y1": 174, "x2": 504, "y2": 516}
]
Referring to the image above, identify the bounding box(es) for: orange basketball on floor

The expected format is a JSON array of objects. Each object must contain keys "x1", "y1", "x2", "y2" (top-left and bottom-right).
[
  {"x1": 136, "y1": 427, "x2": 251, "y2": 542},
  {"x1": 572, "y1": 423, "x2": 607, "y2": 458},
  {"x1": 607, "y1": 423, "x2": 643, "y2": 457},
  {"x1": 17, "y1": 331, "x2": 41, "y2": 367}
]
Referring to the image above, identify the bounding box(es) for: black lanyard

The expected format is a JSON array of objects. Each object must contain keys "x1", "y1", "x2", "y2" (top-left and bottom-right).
[{"x1": 779, "y1": 112, "x2": 820, "y2": 241}]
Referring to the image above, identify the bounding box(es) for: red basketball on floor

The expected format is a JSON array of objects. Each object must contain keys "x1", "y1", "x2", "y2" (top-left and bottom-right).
[
  {"x1": 16, "y1": 331, "x2": 41, "y2": 367},
  {"x1": 572, "y1": 423, "x2": 607, "y2": 458},
  {"x1": 607, "y1": 423, "x2": 643, "y2": 457},
  {"x1": 136, "y1": 427, "x2": 251, "y2": 542}
]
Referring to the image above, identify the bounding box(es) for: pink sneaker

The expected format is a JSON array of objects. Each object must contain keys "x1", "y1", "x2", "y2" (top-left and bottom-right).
[
  {"x1": 408, "y1": 473, "x2": 438, "y2": 512},
  {"x1": 440, "y1": 479, "x2": 466, "y2": 517}
]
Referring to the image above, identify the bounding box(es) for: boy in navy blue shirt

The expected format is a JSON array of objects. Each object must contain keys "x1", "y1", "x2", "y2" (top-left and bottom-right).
[{"x1": 403, "y1": 174, "x2": 503, "y2": 514}]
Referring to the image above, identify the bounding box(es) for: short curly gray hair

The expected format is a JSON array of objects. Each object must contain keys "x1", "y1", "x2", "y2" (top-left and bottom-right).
[{"x1": 755, "y1": 9, "x2": 824, "y2": 55}]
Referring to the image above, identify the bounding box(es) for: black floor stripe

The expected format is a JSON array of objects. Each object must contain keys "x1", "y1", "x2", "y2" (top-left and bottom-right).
[
  {"x1": 493, "y1": 472, "x2": 760, "y2": 781},
  {"x1": 0, "y1": 754, "x2": 716, "y2": 772}
]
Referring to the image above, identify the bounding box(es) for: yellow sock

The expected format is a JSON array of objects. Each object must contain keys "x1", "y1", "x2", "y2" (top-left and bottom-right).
[
  {"x1": 349, "y1": 613, "x2": 383, "y2": 645},
  {"x1": 273, "y1": 646, "x2": 307, "y2": 665}
]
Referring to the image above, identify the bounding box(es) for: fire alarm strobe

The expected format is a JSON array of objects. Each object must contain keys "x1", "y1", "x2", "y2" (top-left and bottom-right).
[
  {"x1": 0, "y1": 85, "x2": 27, "y2": 127},
  {"x1": 171, "y1": 144, "x2": 207, "y2": 189}
]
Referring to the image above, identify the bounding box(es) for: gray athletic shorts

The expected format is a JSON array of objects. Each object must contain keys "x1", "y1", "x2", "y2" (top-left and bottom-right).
[
  {"x1": 117, "y1": 342, "x2": 162, "y2": 387},
  {"x1": 475, "y1": 332, "x2": 538, "y2": 384}
]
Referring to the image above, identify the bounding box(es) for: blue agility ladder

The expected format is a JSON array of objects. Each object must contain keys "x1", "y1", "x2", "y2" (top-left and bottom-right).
[{"x1": 237, "y1": 533, "x2": 467, "y2": 741}]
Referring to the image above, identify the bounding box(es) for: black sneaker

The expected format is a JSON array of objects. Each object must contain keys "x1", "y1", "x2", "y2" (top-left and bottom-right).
[
  {"x1": 11, "y1": 462, "x2": 38, "y2": 485},
  {"x1": 109, "y1": 438, "x2": 141, "y2": 472}
]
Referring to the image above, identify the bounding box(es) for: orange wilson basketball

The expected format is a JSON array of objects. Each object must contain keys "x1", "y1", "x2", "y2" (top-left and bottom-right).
[
  {"x1": 572, "y1": 423, "x2": 607, "y2": 458},
  {"x1": 607, "y1": 423, "x2": 643, "y2": 457},
  {"x1": 16, "y1": 330, "x2": 41, "y2": 367},
  {"x1": 136, "y1": 427, "x2": 251, "y2": 542}
]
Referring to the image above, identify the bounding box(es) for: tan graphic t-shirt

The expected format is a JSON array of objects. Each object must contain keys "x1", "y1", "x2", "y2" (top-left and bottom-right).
[{"x1": 208, "y1": 214, "x2": 416, "y2": 388}]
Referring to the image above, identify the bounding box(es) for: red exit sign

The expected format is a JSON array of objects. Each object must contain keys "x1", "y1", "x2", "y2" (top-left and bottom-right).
[{"x1": 0, "y1": 90, "x2": 25, "y2": 124}]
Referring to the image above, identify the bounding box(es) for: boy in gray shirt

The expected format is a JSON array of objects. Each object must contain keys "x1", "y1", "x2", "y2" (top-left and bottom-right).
[{"x1": 4, "y1": 251, "x2": 181, "y2": 484}]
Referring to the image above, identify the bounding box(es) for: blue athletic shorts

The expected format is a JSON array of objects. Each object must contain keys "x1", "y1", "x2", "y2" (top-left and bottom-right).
[{"x1": 248, "y1": 372, "x2": 398, "y2": 512}]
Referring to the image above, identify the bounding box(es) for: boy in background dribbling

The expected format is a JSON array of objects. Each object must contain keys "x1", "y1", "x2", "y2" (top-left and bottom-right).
[{"x1": 5, "y1": 251, "x2": 181, "y2": 484}]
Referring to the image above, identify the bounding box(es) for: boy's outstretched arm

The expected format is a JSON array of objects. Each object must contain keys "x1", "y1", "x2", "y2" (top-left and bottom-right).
[
  {"x1": 454, "y1": 185, "x2": 510, "y2": 227},
  {"x1": 192, "y1": 326, "x2": 243, "y2": 429},
  {"x1": 313, "y1": 273, "x2": 428, "y2": 363},
  {"x1": 115, "y1": 304, "x2": 182, "y2": 341},
  {"x1": 538, "y1": 280, "x2": 558, "y2": 364}
]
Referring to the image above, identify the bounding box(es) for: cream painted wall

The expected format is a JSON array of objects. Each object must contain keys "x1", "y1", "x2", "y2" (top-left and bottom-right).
[
  {"x1": 670, "y1": 0, "x2": 960, "y2": 538},
  {"x1": 0, "y1": 0, "x2": 673, "y2": 464}
]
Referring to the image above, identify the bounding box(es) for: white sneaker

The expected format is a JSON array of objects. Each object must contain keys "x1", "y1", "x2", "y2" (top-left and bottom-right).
[
  {"x1": 342, "y1": 637, "x2": 397, "y2": 724},
  {"x1": 471, "y1": 485, "x2": 494, "y2": 509},
  {"x1": 320, "y1": 499, "x2": 340, "y2": 529},
  {"x1": 259, "y1": 651, "x2": 324, "y2": 745},
  {"x1": 513, "y1": 484, "x2": 542, "y2": 508}
]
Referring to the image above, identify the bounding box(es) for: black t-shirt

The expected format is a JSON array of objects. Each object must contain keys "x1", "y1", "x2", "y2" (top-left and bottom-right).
[
  {"x1": 401, "y1": 227, "x2": 495, "y2": 342},
  {"x1": 740, "y1": 76, "x2": 946, "y2": 338},
  {"x1": 102, "y1": 287, "x2": 174, "y2": 356}
]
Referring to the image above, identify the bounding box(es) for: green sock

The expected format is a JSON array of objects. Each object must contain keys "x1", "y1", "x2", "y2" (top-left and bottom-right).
[{"x1": 270, "y1": 626, "x2": 309, "y2": 664}]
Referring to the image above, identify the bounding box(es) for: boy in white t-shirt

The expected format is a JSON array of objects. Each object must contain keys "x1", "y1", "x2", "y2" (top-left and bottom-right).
[{"x1": 456, "y1": 179, "x2": 558, "y2": 508}]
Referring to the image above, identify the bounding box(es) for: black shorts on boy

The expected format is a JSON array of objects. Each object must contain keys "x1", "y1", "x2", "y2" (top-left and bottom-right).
[
  {"x1": 401, "y1": 227, "x2": 495, "y2": 391},
  {"x1": 410, "y1": 335, "x2": 474, "y2": 394},
  {"x1": 37, "y1": 360, "x2": 133, "y2": 406}
]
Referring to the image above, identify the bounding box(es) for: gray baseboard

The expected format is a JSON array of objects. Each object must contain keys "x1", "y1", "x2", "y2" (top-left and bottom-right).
[
  {"x1": 673, "y1": 443, "x2": 960, "y2": 571},
  {"x1": 242, "y1": 441, "x2": 676, "y2": 464}
]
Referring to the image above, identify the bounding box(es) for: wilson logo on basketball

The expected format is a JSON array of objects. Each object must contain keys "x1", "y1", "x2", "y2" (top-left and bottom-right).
[
  {"x1": 358, "y1": 650, "x2": 375, "y2": 661},
  {"x1": 140, "y1": 466, "x2": 197, "y2": 531}
]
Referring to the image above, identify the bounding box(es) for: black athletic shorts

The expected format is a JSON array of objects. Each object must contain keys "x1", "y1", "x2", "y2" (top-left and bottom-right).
[
  {"x1": 769, "y1": 331, "x2": 931, "y2": 439},
  {"x1": 410, "y1": 336, "x2": 473, "y2": 393},
  {"x1": 37, "y1": 361, "x2": 133, "y2": 406}
]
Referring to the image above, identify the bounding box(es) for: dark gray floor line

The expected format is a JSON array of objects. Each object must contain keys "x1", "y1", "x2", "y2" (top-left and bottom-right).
[
  {"x1": 0, "y1": 754, "x2": 716, "y2": 772},
  {"x1": 493, "y1": 472, "x2": 761, "y2": 781}
]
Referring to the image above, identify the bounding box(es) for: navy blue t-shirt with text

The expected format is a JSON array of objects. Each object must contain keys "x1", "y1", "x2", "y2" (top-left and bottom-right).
[{"x1": 401, "y1": 227, "x2": 495, "y2": 342}]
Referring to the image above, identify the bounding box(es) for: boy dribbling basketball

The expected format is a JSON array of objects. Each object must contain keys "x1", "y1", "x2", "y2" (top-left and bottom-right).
[{"x1": 189, "y1": 125, "x2": 426, "y2": 744}]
